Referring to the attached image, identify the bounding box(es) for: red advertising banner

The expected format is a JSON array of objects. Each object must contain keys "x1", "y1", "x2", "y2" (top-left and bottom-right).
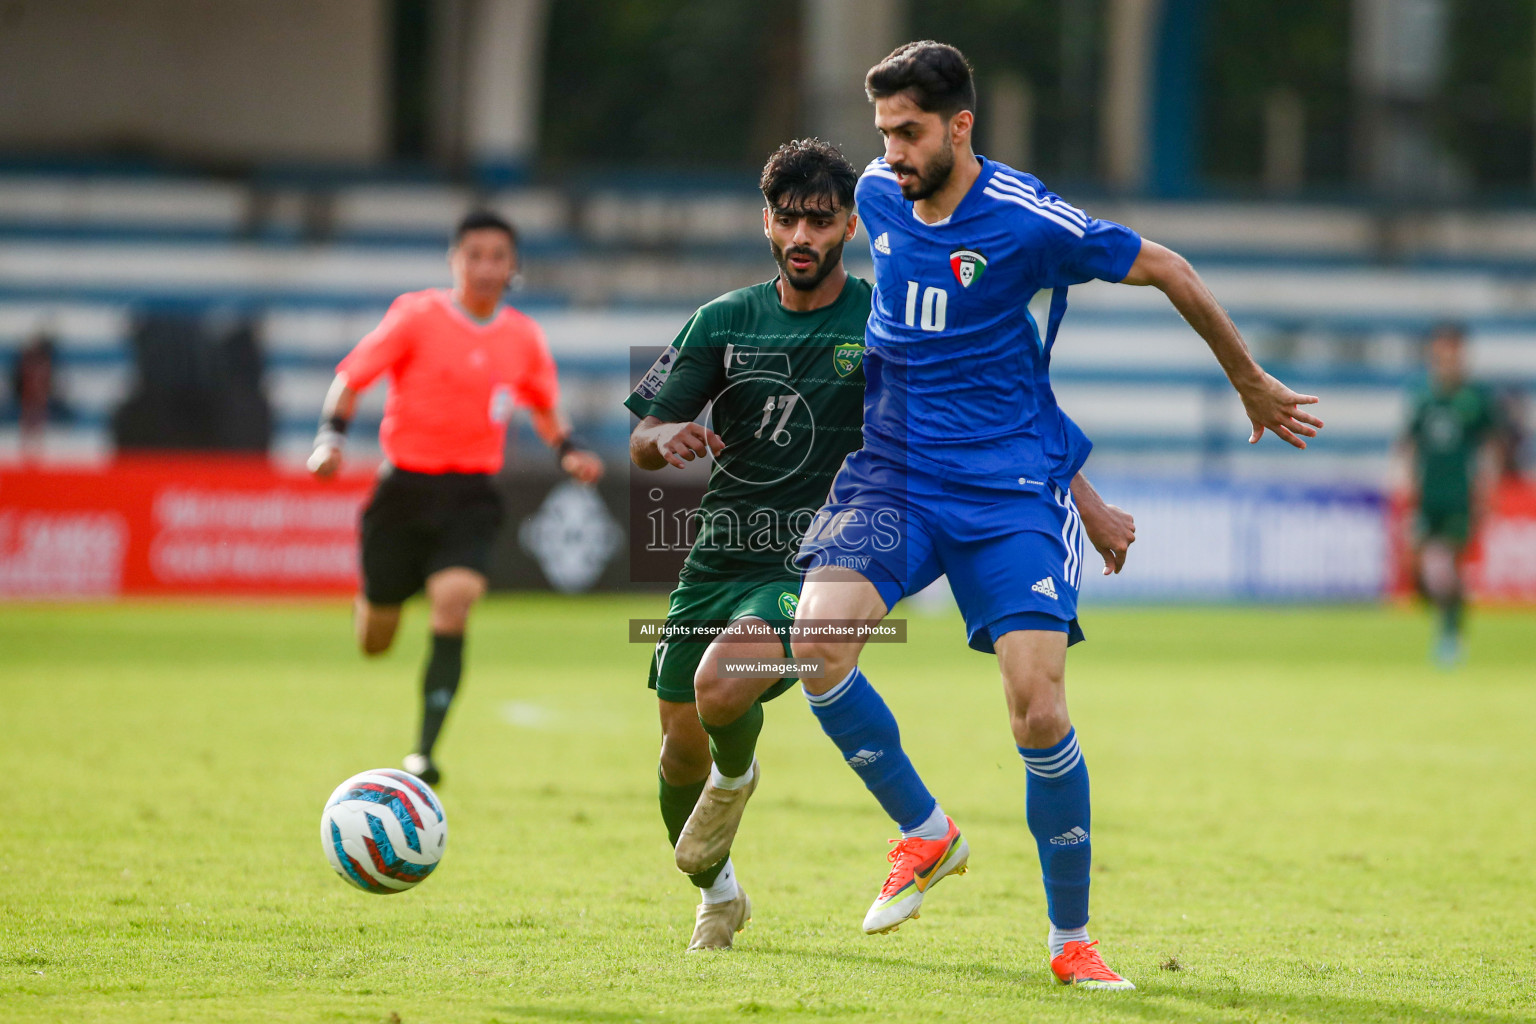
[
  {"x1": 0, "y1": 457, "x2": 374, "y2": 598},
  {"x1": 1389, "y1": 478, "x2": 1536, "y2": 603},
  {"x1": 6, "y1": 459, "x2": 1533, "y2": 603},
  {"x1": 1468, "y1": 478, "x2": 1536, "y2": 602}
]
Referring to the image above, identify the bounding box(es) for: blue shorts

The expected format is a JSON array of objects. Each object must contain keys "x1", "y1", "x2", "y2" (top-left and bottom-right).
[{"x1": 795, "y1": 449, "x2": 1086, "y2": 653}]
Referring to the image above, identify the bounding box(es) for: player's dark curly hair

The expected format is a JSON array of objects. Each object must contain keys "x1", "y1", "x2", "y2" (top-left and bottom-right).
[
  {"x1": 865, "y1": 40, "x2": 976, "y2": 119},
  {"x1": 453, "y1": 208, "x2": 518, "y2": 248},
  {"x1": 759, "y1": 138, "x2": 858, "y2": 214}
]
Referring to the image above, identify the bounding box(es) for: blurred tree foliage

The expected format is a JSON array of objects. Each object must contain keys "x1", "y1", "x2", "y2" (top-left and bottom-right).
[
  {"x1": 1201, "y1": 1, "x2": 1352, "y2": 190},
  {"x1": 906, "y1": 0, "x2": 1098, "y2": 183},
  {"x1": 540, "y1": 0, "x2": 1093, "y2": 180},
  {"x1": 541, "y1": 0, "x2": 799, "y2": 173},
  {"x1": 537, "y1": 0, "x2": 1535, "y2": 193},
  {"x1": 1203, "y1": 0, "x2": 1534, "y2": 193},
  {"x1": 390, "y1": 0, "x2": 432, "y2": 160},
  {"x1": 1441, "y1": 0, "x2": 1533, "y2": 190}
]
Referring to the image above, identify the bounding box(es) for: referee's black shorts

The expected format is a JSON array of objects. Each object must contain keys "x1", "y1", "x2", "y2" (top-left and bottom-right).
[{"x1": 358, "y1": 465, "x2": 504, "y2": 605}]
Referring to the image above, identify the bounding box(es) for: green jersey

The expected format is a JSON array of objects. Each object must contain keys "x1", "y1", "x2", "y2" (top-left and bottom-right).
[
  {"x1": 625, "y1": 276, "x2": 871, "y2": 583},
  {"x1": 1407, "y1": 382, "x2": 1500, "y2": 513}
]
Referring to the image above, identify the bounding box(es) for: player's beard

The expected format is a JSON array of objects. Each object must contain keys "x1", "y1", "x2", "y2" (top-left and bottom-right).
[
  {"x1": 893, "y1": 137, "x2": 956, "y2": 202},
  {"x1": 772, "y1": 236, "x2": 845, "y2": 292}
]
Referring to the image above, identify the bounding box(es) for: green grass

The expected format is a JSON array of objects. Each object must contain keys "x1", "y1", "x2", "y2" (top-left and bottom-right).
[{"x1": 1, "y1": 596, "x2": 1533, "y2": 1024}]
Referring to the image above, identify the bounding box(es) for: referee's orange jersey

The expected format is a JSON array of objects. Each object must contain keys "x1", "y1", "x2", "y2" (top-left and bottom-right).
[{"x1": 337, "y1": 289, "x2": 559, "y2": 474}]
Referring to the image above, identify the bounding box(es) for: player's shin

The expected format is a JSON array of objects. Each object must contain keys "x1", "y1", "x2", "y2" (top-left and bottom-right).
[
  {"x1": 676, "y1": 671, "x2": 766, "y2": 875},
  {"x1": 1019, "y1": 728, "x2": 1092, "y2": 954},
  {"x1": 700, "y1": 700, "x2": 763, "y2": 781},
  {"x1": 804, "y1": 668, "x2": 940, "y2": 835},
  {"x1": 657, "y1": 769, "x2": 730, "y2": 890},
  {"x1": 417, "y1": 632, "x2": 464, "y2": 760}
]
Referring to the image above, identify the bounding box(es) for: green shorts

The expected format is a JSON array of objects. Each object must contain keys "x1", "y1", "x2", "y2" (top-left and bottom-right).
[
  {"x1": 646, "y1": 578, "x2": 802, "y2": 705},
  {"x1": 1417, "y1": 507, "x2": 1471, "y2": 546}
]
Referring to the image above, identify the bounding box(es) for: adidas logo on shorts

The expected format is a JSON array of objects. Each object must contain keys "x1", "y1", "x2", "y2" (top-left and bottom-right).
[
  {"x1": 873, "y1": 232, "x2": 891, "y2": 255},
  {"x1": 1032, "y1": 576, "x2": 1058, "y2": 599}
]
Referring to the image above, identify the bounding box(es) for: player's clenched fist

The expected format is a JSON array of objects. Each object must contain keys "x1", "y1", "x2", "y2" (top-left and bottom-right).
[
  {"x1": 561, "y1": 449, "x2": 605, "y2": 484},
  {"x1": 1071, "y1": 474, "x2": 1136, "y2": 575},
  {"x1": 654, "y1": 422, "x2": 725, "y2": 469},
  {"x1": 307, "y1": 441, "x2": 343, "y2": 479},
  {"x1": 1081, "y1": 501, "x2": 1135, "y2": 576}
]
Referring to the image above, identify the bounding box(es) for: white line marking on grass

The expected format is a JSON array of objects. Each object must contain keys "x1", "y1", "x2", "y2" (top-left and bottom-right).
[{"x1": 500, "y1": 702, "x2": 559, "y2": 729}]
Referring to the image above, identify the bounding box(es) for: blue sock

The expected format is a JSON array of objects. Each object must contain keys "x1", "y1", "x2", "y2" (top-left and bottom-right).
[
  {"x1": 805, "y1": 668, "x2": 937, "y2": 832},
  {"x1": 1019, "y1": 728, "x2": 1091, "y2": 929}
]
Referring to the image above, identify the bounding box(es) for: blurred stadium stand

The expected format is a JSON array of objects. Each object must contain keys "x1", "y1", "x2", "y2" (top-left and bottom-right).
[
  {"x1": 4, "y1": 170, "x2": 1536, "y2": 483},
  {"x1": 3, "y1": 0, "x2": 1536, "y2": 601}
]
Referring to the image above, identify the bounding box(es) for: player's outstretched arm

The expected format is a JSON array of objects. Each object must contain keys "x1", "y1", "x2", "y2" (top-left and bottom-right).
[
  {"x1": 1120, "y1": 239, "x2": 1324, "y2": 449},
  {"x1": 530, "y1": 407, "x2": 604, "y2": 483},
  {"x1": 628, "y1": 415, "x2": 725, "y2": 471},
  {"x1": 1071, "y1": 473, "x2": 1135, "y2": 575},
  {"x1": 307, "y1": 374, "x2": 357, "y2": 478}
]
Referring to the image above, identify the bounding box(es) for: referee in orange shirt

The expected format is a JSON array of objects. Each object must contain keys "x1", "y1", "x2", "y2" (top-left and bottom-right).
[{"x1": 310, "y1": 210, "x2": 603, "y2": 784}]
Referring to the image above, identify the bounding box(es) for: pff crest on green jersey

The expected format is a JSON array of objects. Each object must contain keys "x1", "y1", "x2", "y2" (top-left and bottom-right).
[
  {"x1": 950, "y1": 249, "x2": 988, "y2": 288},
  {"x1": 833, "y1": 341, "x2": 864, "y2": 378}
]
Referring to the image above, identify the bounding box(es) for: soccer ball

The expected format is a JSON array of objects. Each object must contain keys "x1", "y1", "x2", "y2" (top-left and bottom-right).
[{"x1": 320, "y1": 768, "x2": 447, "y2": 894}]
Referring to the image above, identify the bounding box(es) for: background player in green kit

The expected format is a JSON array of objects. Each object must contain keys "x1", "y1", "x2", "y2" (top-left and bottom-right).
[
  {"x1": 1403, "y1": 324, "x2": 1504, "y2": 665},
  {"x1": 625, "y1": 139, "x2": 870, "y2": 950}
]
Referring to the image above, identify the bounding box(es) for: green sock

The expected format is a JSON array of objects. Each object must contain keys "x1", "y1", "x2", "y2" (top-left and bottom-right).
[
  {"x1": 657, "y1": 768, "x2": 727, "y2": 889},
  {"x1": 700, "y1": 700, "x2": 763, "y2": 779},
  {"x1": 1440, "y1": 593, "x2": 1464, "y2": 638}
]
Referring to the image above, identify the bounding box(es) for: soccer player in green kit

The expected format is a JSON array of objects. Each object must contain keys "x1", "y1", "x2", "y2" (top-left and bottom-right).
[
  {"x1": 625, "y1": 139, "x2": 870, "y2": 950},
  {"x1": 626, "y1": 139, "x2": 1138, "y2": 951},
  {"x1": 1404, "y1": 324, "x2": 1503, "y2": 665}
]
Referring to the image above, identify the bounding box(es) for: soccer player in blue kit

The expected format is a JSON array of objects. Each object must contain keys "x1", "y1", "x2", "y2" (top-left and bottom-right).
[{"x1": 792, "y1": 42, "x2": 1326, "y2": 989}]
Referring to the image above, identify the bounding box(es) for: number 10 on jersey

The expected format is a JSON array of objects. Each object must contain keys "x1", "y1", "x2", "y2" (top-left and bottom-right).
[{"x1": 904, "y1": 281, "x2": 947, "y2": 332}]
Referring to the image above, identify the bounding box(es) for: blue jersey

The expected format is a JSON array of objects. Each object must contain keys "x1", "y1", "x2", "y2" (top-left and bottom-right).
[{"x1": 856, "y1": 156, "x2": 1142, "y2": 486}]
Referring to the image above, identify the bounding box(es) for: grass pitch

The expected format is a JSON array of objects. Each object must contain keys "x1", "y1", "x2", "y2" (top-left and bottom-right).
[{"x1": 1, "y1": 595, "x2": 1533, "y2": 1024}]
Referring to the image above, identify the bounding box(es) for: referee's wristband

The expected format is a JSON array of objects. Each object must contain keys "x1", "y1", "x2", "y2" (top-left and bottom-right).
[{"x1": 315, "y1": 412, "x2": 350, "y2": 452}]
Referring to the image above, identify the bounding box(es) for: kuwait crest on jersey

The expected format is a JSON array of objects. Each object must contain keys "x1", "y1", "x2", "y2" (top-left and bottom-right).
[
  {"x1": 832, "y1": 341, "x2": 863, "y2": 377},
  {"x1": 950, "y1": 249, "x2": 988, "y2": 288}
]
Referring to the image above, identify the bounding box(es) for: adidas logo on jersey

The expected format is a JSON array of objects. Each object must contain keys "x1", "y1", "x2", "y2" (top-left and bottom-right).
[
  {"x1": 1032, "y1": 576, "x2": 1058, "y2": 599},
  {"x1": 847, "y1": 748, "x2": 884, "y2": 768},
  {"x1": 873, "y1": 232, "x2": 890, "y2": 255},
  {"x1": 1050, "y1": 826, "x2": 1089, "y2": 846}
]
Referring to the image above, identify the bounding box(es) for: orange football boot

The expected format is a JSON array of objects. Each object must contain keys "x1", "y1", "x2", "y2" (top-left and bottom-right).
[
  {"x1": 862, "y1": 816, "x2": 969, "y2": 934},
  {"x1": 1050, "y1": 940, "x2": 1135, "y2": 990}
]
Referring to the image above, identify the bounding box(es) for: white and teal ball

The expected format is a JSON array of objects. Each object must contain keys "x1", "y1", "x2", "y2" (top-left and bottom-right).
[{"x1": 320, "y1": 769, "x2": 447, "y2": 894}]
